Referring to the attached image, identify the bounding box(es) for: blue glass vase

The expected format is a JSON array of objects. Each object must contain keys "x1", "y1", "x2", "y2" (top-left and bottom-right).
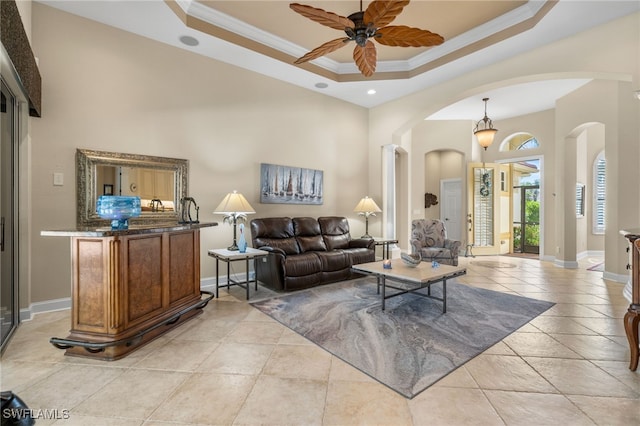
[
  {"x1": 238, "y1": 223, "x2": 247, "y2": 253},
  {"x1": 96, "y1": 196, "x2": 141, "y2": 229}
]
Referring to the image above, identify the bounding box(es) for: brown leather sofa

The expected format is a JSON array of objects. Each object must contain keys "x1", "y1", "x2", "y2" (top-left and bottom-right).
[{"x1": 250, "y1": 216, "x2": 375, "y2": 291}]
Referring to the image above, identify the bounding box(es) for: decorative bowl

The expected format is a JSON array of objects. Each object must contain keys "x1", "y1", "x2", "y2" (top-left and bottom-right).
[
  {"x1": 96, "y1": 196, "x2": 141, "y2": 229},
  {"x1": 401, "y1": 252, "x2": 422, "y2": 268}
]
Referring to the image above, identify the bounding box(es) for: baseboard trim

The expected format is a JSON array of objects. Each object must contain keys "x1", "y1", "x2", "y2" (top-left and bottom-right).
[
  {"x1": 603, "y1": 271, "x2": 629, "y2": 284},
  {"x1": 577, "y1": 250, "x2": 605, "y2": 260},
  {"x1": 20, "y1": 297, "x2": 71, "y2": 321},
  {"x1": 553, "y1": 259, "x2": 579, "y2": 269}
]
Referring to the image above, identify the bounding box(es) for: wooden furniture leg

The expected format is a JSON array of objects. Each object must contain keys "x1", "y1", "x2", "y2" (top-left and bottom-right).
[
  {"x1": 622, "y1": 234, "x2": 640, "y2": 371},
  {"x1": 624, "y1": 306, "x2": 640, "y2": 371}
]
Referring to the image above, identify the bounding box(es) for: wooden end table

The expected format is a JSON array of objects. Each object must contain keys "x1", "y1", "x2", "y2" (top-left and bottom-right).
[
  {"x1": 208, "y1": 247, "x2": 269, "y2": 300},
  {"x1": 371, "y1": 237, "x2": 398, "y2": 260}
]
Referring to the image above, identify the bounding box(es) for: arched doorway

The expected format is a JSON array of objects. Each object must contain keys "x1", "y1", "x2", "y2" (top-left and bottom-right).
[{"x1": 499, "y1": 133, "x2": 542, "y2": 257}]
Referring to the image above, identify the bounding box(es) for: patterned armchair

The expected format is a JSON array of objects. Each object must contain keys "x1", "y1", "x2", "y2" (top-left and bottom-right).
[{"x1": 410, "y1": 219, "x2": 461, "y2": 266}]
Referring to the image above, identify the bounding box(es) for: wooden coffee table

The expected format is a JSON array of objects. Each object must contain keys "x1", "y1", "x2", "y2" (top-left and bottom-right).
[{"x1": 352, "y1": 259, "x2": 466, "y2": 311}]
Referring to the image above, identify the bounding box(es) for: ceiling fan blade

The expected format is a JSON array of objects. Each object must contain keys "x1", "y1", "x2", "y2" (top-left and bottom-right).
[
  {"x1": 375, "y1": 26, "x2": 444, "y2": 47},
  {"x1": 353, "y1": 40, "x2": 377, "y2": 77},
  {"x1": 364, "y1": 0, "x2": 410, "y2": 28},
  {"x1": 294, "y1": 37, "x2": 352, "y2": 64},
  {"x1": 290, "y1": 3, "x2": 354, "y2": 31}
]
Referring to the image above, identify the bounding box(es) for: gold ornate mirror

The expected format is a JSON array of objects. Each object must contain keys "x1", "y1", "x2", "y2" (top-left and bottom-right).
[{"x1": 77, "y1": 149, "x2": 188, "y2": 227}]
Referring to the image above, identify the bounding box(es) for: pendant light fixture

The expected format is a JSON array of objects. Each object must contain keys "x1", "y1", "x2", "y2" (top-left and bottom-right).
[{"x1": 474, "y1": 97, "x2": 498, "y2": 150}]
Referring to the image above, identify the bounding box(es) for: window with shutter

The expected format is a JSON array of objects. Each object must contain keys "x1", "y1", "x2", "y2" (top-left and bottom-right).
[{"x1": 592, "y1": 151, "x2": 606, "y2": 234}]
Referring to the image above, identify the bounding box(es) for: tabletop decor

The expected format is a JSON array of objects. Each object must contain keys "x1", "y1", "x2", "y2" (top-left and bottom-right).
[
  {"x1": 96, "y1": 195, "x2": 141, "y2": 229},
  {"x1": 179, "y1": 196, "x2": 200, "y2": 224},
  {"x1": 400, "y1": 252, "x2": 421, "y2": 267},
  {"x1": 238, "y1": 223, "x2": 248, "y2": 253}
]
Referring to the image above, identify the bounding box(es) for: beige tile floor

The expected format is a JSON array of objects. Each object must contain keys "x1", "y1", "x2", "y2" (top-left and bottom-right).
[{"x1": 2, "y1": 255, "x2": 639, "y2": 425}]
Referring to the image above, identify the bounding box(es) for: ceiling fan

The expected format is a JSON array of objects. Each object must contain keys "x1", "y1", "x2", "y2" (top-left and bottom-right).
[{"x1": 290, "y1": 0, "x2": 445, "y2": 77}]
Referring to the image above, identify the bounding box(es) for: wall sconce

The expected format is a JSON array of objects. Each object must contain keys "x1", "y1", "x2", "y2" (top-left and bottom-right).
[
  {"x1": 474, "y1": 97, "x2": 498, "y2": 150},
  {"x1": 354, "y1": 196, "x2": 382, "y2": 239},
  {"x1": 214, "y1": 191, "x2": 255, "y2": 250}
]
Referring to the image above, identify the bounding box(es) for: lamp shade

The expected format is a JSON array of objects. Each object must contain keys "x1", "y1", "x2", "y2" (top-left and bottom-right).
[
  {"x1": 473, "y1": 97, "x2": 498, "y2": 150},
  {"x1": 474, "y1": 128, "x2": 498, "y2": 149},
  {"x1": 214, "y1": 191, "x2": 255, "y2": 214},
  {"x1": 354, "y1": 196, "x2": 381, "y2": 214}
]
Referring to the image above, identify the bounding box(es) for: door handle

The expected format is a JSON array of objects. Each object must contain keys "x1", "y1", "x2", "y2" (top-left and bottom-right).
[{"x1": 1, "y1": 217, "x2": 4, "y2": 252}]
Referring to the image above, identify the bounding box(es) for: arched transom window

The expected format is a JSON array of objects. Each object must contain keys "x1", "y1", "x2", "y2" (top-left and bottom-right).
[{"x1": 500, "y1": 133, "x2": 540, "y2": 152}]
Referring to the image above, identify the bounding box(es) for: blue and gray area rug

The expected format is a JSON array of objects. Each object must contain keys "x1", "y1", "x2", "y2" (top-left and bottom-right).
[{"x1": 251, "y1": 277, "x2": 554, "y2": 399}]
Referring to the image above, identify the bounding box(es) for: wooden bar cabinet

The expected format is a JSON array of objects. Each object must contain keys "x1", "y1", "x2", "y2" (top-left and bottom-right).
[{"x1": 41, "y1": 222, "x2": 216, "y2": 360}]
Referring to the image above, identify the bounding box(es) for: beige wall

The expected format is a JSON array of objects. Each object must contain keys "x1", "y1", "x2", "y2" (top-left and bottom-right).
[
  {"x1": 412, "y1": 121, "x2": 470, "y2": 237},
  {"x1": 15, "y1": 4, "x2": 640, "y2": 309},
  {"x1": 369, "y1": 12, "x2": 639, "y2": 274},
  {"x1": 29, "y1": 4, "x2": 368, "y2": 303}
]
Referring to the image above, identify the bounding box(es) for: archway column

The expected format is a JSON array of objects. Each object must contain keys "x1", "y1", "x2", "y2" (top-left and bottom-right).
[{"x1": 382, "y1": 144, "x2": 397, "y2": 240}]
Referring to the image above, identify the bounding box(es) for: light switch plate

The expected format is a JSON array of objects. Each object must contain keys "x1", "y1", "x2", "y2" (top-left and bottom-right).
[{"x1": 53, "y1": 172, "x2": 64, "y2": 186}]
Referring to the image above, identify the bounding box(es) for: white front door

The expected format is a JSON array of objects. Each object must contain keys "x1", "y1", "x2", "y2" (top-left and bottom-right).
[
  {"x1": 467, "y1": 162, "x2": 501, "y2": 255},
  {"x1": 440, "y1": 179, "x2": 462, "y2": 241}
]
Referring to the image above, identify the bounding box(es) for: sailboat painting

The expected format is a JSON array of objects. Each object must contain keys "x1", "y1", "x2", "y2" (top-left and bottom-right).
[{"x1": 260, "y1": 163, "x2": 323, "y2": 205}]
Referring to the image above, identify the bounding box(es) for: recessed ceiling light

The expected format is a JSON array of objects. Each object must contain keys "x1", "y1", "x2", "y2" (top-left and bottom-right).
[
  {"x1": 367, "y1": 89, "x2": 376, "y2": 95},
  {"x1": 315, "y1": 82, "x2": 328, "y2": 89},
  {"x1": 179, "y1": 35, "x2": 199, "y2": 47}
]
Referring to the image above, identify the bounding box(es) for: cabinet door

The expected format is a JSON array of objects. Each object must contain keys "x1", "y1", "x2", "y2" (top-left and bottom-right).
[
  {"x1": 168, "y1": 230, "x2": 200, "y2": 304},
  {"x1": 122, "y1": 234, "x2": 165, "y2": 327}
]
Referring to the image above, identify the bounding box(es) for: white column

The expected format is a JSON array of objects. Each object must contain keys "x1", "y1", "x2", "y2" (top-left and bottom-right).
[{"x1": 382, "y1": 144, "x2": 397, "y2": 240}]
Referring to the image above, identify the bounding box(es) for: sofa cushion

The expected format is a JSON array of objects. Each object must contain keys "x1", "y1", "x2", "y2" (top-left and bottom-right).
[
  {"x1": 342, "y1": 248, "x2": 375, "y2": 265},
  {"x1": 293, "y1": 217, "x2": 327, "y2": 252},
  {"x1": 318, "y1": 216, "x2": 351, "y2": 250},
  {"x1": 266, "y1": 238, "x2": 300, "y2": 255},
  {"x1": 315, "y1": 251, "x2": 350, "y2": 272},
  {"x1": 283, "y1": 252, "x2": 322, "y2": 277},
  {"x1": 418, "y1": 247, "x2": 452, "y2": 259},
  {"x1": 411, "y1": 219, "x2": 446, "y2": 248},
  {"x1": 251, "y1": 217, "x2": 300, "y2": 255},
  {"x1": 297, "y1": 236, "x2": 327, "y2": 252},
  {"x1": 293, "y1": 217, "x2": 321, "y2": 235}
]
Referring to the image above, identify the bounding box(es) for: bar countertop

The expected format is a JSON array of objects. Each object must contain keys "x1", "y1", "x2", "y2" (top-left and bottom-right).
[
  {"x1": 41, "y1": 221, "x2": 218, "y2": 238},
  {"x1": 620, "y1": 228, "x2": 640, "y2": 238}
]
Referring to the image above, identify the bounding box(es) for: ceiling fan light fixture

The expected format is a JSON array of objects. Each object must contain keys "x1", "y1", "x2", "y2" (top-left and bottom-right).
[
  {"x1": 473, "y1": 97, "x2": 498, "y2": 150},
  {"x1": 289, "y1": 1, "x2": 444, "y2": 77}
]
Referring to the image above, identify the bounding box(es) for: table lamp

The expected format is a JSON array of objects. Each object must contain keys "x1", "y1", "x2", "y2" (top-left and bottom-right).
[
  {"x1": 214, "y1": 191, "x2": 255, "y2": 250},
  {"x1": 354, "y1": 196, "x2": 381, "y2": 239}
]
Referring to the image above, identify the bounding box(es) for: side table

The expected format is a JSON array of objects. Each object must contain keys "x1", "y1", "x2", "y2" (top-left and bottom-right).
[
  {"x1": 371, "y1": 237, "x2": 398, "y2": 260},
  {"x1": 208, "y1": 248, "x2": 269, "y2": 300}
]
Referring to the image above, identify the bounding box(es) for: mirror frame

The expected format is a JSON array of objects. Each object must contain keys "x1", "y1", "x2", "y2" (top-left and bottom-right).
[{"x1": 77, "y1": 149, "x2": 188, "y2": 227}]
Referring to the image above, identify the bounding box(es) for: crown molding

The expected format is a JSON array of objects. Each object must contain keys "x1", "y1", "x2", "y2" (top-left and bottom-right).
[{"x1": 171, "y1": 0, "x2": 556, "y2": 80}]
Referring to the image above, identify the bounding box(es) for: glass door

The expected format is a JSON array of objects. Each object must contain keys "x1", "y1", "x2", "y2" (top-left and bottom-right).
[
  {"x1": 1, "y1": 78, "x2": 18, "y2": 351},
  {"x1": 513, "y1": 185, "x2": 540, "y2": 254}
]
